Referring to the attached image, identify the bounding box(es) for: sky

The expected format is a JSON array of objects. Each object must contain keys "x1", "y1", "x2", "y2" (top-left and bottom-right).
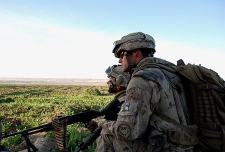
[{"x1": 0, "y1": 0, "x2": 225, "y2": 79}]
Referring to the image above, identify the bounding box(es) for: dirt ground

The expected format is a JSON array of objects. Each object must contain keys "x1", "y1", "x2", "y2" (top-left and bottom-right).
[{"x1": 10, "y1": 133, "x2": 57, "y2": 152}]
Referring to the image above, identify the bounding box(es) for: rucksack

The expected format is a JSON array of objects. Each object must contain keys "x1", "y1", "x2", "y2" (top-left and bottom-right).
[
  {"x1": 172, "y1": 59, "x2": 225, "y2": 152},
  {"x1": 132, "y1": 57, "x2": 225, "y2": 152}
]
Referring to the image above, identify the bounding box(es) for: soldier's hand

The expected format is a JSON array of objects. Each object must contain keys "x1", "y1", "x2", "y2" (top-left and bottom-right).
[{"x1": 87, "y1": 120, "x2": 98, "y2": 133}]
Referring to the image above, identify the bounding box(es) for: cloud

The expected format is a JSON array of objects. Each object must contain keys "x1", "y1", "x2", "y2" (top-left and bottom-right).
[
  {"x1": 0, "y1": 18, "x2": 120, "y2": 78},
  {"x1": 0, "y1": 15, "x2": 224, "y2": 79}
]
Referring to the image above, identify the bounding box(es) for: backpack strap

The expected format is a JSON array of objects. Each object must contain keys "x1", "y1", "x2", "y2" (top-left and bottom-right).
[
  {"x1": 133, "y1": 69, "x2": 170, "y2": 95},
  {"x1": 153, "y1": 110, "x2": 198, "y2": 141},
  {"x1": 197, "y1": 83, "x2": 225, "y2": 92},
  {"x1": 194, "y1": 64, "x2": 225, "y2": 93}
]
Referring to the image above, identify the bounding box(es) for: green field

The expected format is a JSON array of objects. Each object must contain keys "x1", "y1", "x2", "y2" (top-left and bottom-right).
[{"x1": 0, "y1": 84, "x2": 113, "y2": 151}]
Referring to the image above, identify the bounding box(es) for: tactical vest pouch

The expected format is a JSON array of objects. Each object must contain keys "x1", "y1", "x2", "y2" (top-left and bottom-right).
[
  {"x1": 167, "y1": 125, "x2": 198, "y2": 146},
  {"x1": 198, "y1": 124, "x2": 225, "y2": 152}
]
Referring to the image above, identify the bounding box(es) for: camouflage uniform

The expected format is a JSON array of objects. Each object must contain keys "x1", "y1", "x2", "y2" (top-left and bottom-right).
[
  {"x1": 96, "y1": 32, "x2": 196, "y2": 152},
  {"x1": 97, "y1": 57, "x2": 194, "y2": 152},
  {"x1": 95, "y1": 65, "x2": 134, "y2": 152}
]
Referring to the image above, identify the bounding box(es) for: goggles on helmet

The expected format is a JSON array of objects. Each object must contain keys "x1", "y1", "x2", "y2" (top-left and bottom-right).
[{"x1": 105, "y1": 65, "x2": 120, "y2": 78}]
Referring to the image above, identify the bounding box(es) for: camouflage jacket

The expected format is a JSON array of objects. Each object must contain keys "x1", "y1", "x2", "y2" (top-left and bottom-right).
[{"x1": 99, "y1": 57, "x2": 189, "y2": 143}]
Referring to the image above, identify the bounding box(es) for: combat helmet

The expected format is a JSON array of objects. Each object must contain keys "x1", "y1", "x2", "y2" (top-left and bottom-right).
[
  {"x1": 105, "y1": 65, "x2": 130, "y2": 87},
  {"x1": 112, "y1": 32, "x2": 156, "y2": 58}
]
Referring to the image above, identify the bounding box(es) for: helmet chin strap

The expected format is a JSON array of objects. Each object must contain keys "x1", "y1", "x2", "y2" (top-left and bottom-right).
[{"x1": 125, "y1": 53, "x2": 136, "y2": 75}]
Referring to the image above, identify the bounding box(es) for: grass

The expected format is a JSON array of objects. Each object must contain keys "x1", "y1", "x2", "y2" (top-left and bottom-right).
[{"x1": 0, "y1": 84, "x2": 113, "y2": 151}]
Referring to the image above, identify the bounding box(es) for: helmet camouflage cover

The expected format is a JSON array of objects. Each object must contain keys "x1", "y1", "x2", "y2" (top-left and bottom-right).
[
  {"x1": 112, "y1": 32, "x2": 156, "y2": 58},
  {"x1": 105, "y1": 65, "x2": 130, "y2": 87}
]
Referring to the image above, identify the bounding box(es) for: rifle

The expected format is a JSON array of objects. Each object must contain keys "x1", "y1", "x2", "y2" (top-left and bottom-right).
[
  {"x1": 76, "y1": 95, "x2": 123, "y2": 152},
  {"x1": 1, "y1": 97, "x2": 122, "y2": 152}
]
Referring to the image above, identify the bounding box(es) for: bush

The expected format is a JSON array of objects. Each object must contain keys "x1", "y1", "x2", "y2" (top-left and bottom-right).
[{"x1": 85, "y1": 88, "x2": 101, "y2": 95}]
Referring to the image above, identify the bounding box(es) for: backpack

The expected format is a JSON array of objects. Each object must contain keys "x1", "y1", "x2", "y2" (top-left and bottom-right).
[
  {"x1": 172, "y1": 59, "x2": 225, "y2": 152},
  {"x1": 133, "y1": 58, "x2": 225, "y2": 152}
]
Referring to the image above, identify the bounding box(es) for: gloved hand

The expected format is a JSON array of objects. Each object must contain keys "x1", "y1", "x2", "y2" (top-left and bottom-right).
[{"x1": 86, "y1": 120, "x2": 98, "y2": 133}]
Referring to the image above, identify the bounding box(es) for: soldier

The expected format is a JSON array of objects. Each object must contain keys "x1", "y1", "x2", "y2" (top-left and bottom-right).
[
  {"x1": 87, "y1": 64, "x2": 130, "y2": 132},
  {"x1": 105, "y1": 64, "x2": 129, "y2": 102},
  {"x1": 94, "y1": 32, "x2": 196, "y2": 152}
]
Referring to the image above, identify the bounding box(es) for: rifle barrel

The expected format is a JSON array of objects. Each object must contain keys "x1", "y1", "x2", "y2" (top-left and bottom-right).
[{"x1": 2, "y1": 123, "x2": 52, "y2": 139}]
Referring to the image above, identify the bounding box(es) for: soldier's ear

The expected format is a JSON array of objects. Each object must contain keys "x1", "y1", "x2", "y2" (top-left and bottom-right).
[{"x1": 130, "y1": 49, "x2": 139, "y2": 57}]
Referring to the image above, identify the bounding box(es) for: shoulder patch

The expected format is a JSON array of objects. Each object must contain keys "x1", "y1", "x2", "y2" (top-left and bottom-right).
[
  {"x1": 118, "y1": 124, "x2": 130, "y2": 139},
  {"x1": 120, "y1": 102, "x2": 130, "y2": 112}
]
